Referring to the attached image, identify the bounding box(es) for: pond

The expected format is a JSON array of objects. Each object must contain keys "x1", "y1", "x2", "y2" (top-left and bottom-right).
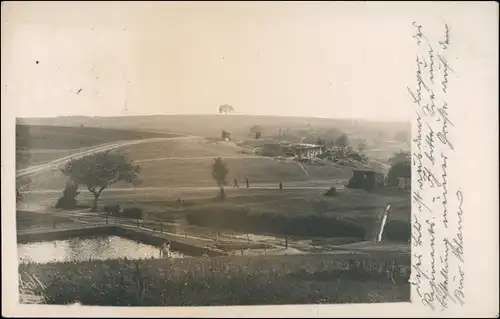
[{"x1": 17, "y1": 235, "x2": 187, "y2": 264}]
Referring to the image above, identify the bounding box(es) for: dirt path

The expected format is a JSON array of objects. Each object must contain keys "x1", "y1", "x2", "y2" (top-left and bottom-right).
[
  {"x1": 22, "y1": 183, "x2": 344, "y2": 195},
  {"x1": 295, "y1": 161, "x2": 311, "y2": 178},
  {"x1": 135, "y1": 155, "x2": 274, "y2": 163}
]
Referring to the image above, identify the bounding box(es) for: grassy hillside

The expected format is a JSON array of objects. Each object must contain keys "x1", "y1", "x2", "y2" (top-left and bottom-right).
[
  {"x1": 16, "y1": 124, "x2": 176, "y2": 150},
  {"x1": 23, "y1": 135, "x2": 359, "y2": 190},
  {"x1": 123, "y1": 139, "x2": 245, "y2": 160},
  {"x1": 15, "y1": 124, "x2": 181, "y2": 169},
  {"x1": 19, "y1": 253, "x2": 410, "y2": 306}
]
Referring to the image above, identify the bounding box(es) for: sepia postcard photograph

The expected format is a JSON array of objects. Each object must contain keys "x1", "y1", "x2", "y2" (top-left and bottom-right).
[{"x1": 1, "y1": 1, "x2": 498, "y2": 317}]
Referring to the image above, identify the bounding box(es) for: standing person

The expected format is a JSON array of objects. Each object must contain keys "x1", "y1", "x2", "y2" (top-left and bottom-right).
[
  {"x1": 279, "y1": 182, "x2": 283, "y2": 190},
  {"x1": 245, "y1": 177, "x2": 250, "y2": 188},
  {"x1": 233, "y1": 178, "x2": 239, "y2": 188},
  {"x1": 161, "y1": 241, "x2": 171, "y2": 258}
]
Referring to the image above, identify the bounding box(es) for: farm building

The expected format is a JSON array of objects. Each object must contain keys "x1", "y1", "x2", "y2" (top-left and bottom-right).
[
  {"x1": 289, "y1": 143, "x2": 324, "y2": 158},
  {"x1": 262, "y1": 142, "x2": 324, "y2": 158}
]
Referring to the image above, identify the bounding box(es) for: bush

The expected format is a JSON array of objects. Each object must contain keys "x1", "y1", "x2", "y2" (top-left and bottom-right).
[
  {"x1": 386, "y1": 161, "x2": 411, "y2": 187},
  {"x1": 119, "y1": 207, "x2": 143, "y2": 219},
  {"x1": 55, "y1": 183, "x2": 79, "y2": 209},
  {"x1": 104, "y1": 204, "x2": 121, "y2": 215},
  {"x1": 324, "y1": 187, "x2": 337, "y2": 197},
  {"x1": 383, "y1": 220, "x2": 410, "y2": 242},
  {"x1": 186, "y1": 210, "x2": 366, "y2": 238}
]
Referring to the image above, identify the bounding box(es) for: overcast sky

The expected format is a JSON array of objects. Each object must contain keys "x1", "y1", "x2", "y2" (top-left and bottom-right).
[{"x1": 1, "y1": 2, "x2": 494, "y2": 121}]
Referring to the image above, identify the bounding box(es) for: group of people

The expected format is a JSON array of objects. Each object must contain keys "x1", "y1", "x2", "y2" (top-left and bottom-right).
[
  {"x1": 233, "y1": 177, "x2": 283, "y2": 190},
  {"x1": 232, "y1": 176, "x2": 250, "y2": 188}
]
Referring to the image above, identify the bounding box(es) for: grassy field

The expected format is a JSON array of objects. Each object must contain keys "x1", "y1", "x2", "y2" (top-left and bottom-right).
[
  {"x1": 15, "y1": 124, "x2": 181, "y2": 169},
  {"x1": 19, "y1": 253, "x2": 410, "y2": 306},
  {"x1": 16, "y1": 124, "x2": 176, "y2": 150},
  {"x1": 23, "y1": 150, "x2": 352, "y2": 191},
  {"x1": 21, "y1": 185, "x2": 410, "y2": 242},
  {"x1": 16, "y1": 210, "x2": 78, "y2": 231},
  {"x1": 124, "y1": 139, "x2": 246, "y2": 160}
]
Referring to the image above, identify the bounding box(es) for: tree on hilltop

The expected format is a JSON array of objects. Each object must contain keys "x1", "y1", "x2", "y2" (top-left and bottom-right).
[{"x1": 218, "y1": 104, "x2": 234, "y2": 114}]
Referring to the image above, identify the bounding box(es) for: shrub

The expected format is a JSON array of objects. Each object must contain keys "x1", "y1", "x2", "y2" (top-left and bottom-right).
[
  {"x1": 104, "y1": 204, "x2": 121, "y2": 215},
  {"x1": 55, "y1": 183, "x2": 79, "y2": 209},
  {"x1": 324, "y1": 187, "x2": 337, "y2": 197},
  {"x1": 383, "y1": 220, "x2": 410, "y2": 242},
  {"x1": 120, "y1": 207, "x2": 143, "y2": 219},
  {"x1": 186, "y1": 210, "x2": 366, "y2": 238}
]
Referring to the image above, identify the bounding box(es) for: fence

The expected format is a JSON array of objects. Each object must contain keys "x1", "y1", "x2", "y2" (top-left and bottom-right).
[{"x1": 71, "y1": 213, "x2": 289, "y2": 255}]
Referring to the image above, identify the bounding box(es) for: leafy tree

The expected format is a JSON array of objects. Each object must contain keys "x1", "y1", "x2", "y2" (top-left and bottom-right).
[
  {"x1": 218, "y1": 104, "x2": 234, "y2": 114},
  {"x1": 212, "y1": 157, "x2": 229, "y2": 200},
  {"x1": 389, "y1": 150, "x2": 410, "y2": 165},
  {"x1": 386, "y1": 160, "x2": 411, "y2": 189},
  {"x1": 61, "y1": 151, "x2": 140, "y2": 211}
]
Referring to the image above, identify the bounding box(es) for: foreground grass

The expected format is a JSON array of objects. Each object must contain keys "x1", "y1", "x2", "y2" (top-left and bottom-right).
[{"x1": 19, "y1": 254, "x2": 410, "y2": 306}]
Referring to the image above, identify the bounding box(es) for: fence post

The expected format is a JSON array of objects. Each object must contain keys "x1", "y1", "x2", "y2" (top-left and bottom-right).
[
  {"x1": 136, "y1": 218, "x2": 139, "y2": 228},
  {"x1": 160, "y1": 223, "x2": 163, "y2": 234},
  {"x1": 285, "y1": 236, "x2": 288, "y2": 249},
  {"x1": 264, "y1": 245, "x2": 267, "y2": 256}
]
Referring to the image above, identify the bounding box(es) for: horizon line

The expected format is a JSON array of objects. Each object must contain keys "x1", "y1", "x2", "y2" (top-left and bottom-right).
[{"x1": 16, "y1": 112, "x2": 410, "y2": 124}]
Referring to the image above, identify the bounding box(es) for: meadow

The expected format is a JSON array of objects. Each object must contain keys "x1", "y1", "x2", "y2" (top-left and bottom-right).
[
  {"x1": 19, "y1": 253, "x2": 410, "y2": 306},
  {"x1": 22, "y1": 138, "x2": 354, "y2": 190},
  {"x1": 21, "y1": 185, "x2": 411, "y2": 242},
  {"x1": 16, "y1": 124, "x2": 175, "y2": 150},
  {"x1": 15, "y1": 124, "x2": 179, "y2": 169}
]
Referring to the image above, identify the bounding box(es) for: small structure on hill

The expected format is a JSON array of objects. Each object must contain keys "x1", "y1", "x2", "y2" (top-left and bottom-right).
[
  {"x1": 347, "y1": 169, "x2": 385, "y2": 191},
  {"x1": 221, "y1": 130, "x2": 231, "y2": 141},
  {"x1": 262, "y1": 142, "x2": 323, "y2": 158},
  {"x1": 290, "y1": 143, "x2": 324, "y2": 158}
]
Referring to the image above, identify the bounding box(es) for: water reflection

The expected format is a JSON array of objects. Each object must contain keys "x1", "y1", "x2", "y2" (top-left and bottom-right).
[{"x1": 18, "y1": 235, "x2": 186, "y2": 264}]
